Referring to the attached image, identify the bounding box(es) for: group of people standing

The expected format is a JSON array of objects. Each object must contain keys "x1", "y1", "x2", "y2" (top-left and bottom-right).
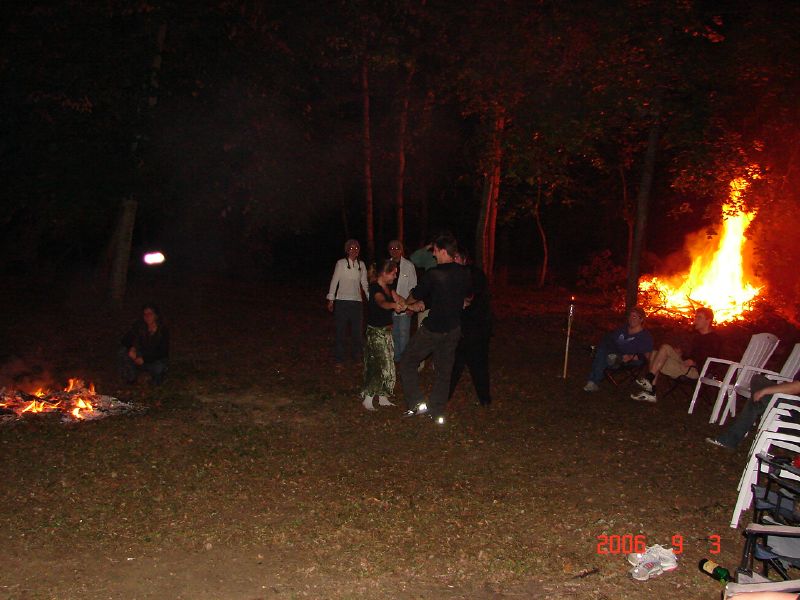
[{"x1": 326, "y1": 232, "x2": 491, "y2": 425}]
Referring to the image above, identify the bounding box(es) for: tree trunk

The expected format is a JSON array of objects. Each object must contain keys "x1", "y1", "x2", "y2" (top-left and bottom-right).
[
  {"x1": 534, "y1": 180, "x2": 548, "y2": 288},
  {"x1": 625, "y1": 116, "x2": 661, "y2": 311},
  {"x1": 109, "y1": 198, "x2": 137, "y2": 303},
  {"x1": 475, "y1": 110, "x2": 504, "y2": 281},
  {"x1": 108, "y1": 22, "x2": 167, "y2": 303},
  {"x1": 395, "y1": 65, "x2": 414, "y2": 245},
  {"x1": 361, "y1": 60, "x2": 375, "y2": 262},
  {"x1": 619, "y1": 165, "x2": 634, "y2": 272}
]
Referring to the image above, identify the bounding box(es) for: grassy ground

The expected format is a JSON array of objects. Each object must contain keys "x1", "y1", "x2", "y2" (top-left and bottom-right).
[{"x1": 0, "y1": 276, "x2": 795, "y2": 599}]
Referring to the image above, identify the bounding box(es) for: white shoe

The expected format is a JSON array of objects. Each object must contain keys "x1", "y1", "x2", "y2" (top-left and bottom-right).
[
  {"x1": 631, "y1": 390, "x2": 657, "y2": 403},
  {"x1": 583, "y1": 381, "x2": 600, "y2": 392},
  {"x1": 361, "y1": 394, "x2": 376, "y2": 411},
  {"x1": 378, "y1": 396, "x2": 395, "y2": 406},
  {"x1": 635, "y1": 376, "x2": 654, "y2": 392},
  {"x1": 627, "y1": 544, "x2": 678, "y2": 570}
]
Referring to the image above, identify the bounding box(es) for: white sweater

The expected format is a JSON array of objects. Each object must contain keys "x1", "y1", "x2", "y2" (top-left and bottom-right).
[{"x1": 327, "y1": 258, "x2": 369, "y2": 301}]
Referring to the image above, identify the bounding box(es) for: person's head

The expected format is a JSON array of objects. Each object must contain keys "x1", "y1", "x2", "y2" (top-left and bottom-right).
[
  {"x1": 377, "y1": 259, "x2": 398, "y2": 285},
  {"x1": 142, "y1": 303, "x2": 161, "y2": 327},
  {"x1": 344, "y1": 239, "x2": 360, "y2": 260},
  {"x1": 454, "y1": 246, "x2": 470, "y2": 266},
  {"x1": 694, "y1": 307, "x2": 714, "y2": 332},
  {"x1": 387, "y1": 240, "x2": 404, "y2": 261},
  {"x1": 432, "y1": 233, "x2": 458, "y2": 263},
  {"x1": 627, "y1": 305, "x2": 646, "y2": 329}
]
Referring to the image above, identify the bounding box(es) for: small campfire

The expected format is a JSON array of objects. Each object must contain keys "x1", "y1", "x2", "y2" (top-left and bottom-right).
[
  {"x1": 0, "y1": 378, "x2": 142, "y2": 424},
  {"x1": 640, "y1": 172, "x2": 763, "y2": 322}
]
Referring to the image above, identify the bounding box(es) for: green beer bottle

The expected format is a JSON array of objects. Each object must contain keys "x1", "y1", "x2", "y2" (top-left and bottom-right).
[{"x1": 698, "y1": 558, "x2": 733, "y2": 583}]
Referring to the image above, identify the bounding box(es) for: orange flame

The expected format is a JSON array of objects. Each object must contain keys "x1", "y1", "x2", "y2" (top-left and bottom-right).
[
  {"x1": 640, "y1": 174, "x2": 762, "y2": 322},
  {"x1": 71, "y1": 397, "x2": 94, "y2": 419}
]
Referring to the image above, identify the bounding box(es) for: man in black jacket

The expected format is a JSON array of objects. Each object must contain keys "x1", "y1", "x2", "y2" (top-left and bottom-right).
[
  {"x1": 398, "y1": 233, "x2": 471, "y2": 425},
  {"x1": 448, "y1": 247, "x2": 491, "y2": 407}
]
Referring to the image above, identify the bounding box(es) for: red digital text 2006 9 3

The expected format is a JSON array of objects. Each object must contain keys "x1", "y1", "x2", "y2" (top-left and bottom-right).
[{"x1": 596, "y1": 534, "x2": 721, "y2": 555}]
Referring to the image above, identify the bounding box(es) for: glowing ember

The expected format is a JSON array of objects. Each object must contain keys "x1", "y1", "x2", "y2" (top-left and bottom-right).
[
  {"x1": 640, "y1": 175, "x2": 762, "y2": 323},
  {"x1": 0, "y1": 379, "x2": 141, "y2": 424}
]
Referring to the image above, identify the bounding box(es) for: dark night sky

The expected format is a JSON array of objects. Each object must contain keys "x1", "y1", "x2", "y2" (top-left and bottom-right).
[{"x1": 1, "y1": 1, "x2": 798, "y2": 305}]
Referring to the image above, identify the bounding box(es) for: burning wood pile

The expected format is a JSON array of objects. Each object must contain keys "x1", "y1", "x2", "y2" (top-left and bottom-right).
[
  {"x1": 0, "y1": 378, "x2": 143, "y2": 424},
  {"x1": 639, "y1": 172, "x2": 763, "y2": 323}
]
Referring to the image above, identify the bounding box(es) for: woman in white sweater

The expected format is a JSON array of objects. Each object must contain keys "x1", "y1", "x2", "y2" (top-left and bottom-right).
[{"x1": 327, "y1": 239, "x2": 369, "y2": 366}]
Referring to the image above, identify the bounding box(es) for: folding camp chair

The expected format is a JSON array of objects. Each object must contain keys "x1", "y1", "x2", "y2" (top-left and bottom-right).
[
  {"x1": 732, "y1": 448, "x2": 800, "y2": 529},
  {"x1": 739, "y1": 523, "x2": 800, "y2": 581},
  {"x1": 688, "y1": 333, "x2": 780, "y2": 424}
]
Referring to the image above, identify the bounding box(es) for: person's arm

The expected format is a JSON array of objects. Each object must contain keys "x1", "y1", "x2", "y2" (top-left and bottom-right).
[
  {"x1": 326, "y1": 260, "x2": 343, "y2": 311},
  {"x1": 754, "y1": 380, "x2": 800, "y2": 403},
  {"x1": 155, "y1": 328, "x2": 169, "y2": 360},
  {"x1": 374, "y1": 290, "x2": 402, "y2": 311},
  {"x1": 406, "y1": 258, "x2": 418, "y2": 290}
]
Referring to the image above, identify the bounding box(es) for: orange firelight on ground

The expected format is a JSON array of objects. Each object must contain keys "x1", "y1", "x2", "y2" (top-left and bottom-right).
[{"x1": 639, "y1": 174, "x2": 762, "y2": 323}]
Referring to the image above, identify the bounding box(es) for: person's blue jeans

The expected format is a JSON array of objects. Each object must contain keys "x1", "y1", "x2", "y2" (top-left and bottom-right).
[
  {"x1": 715, "y1": 374, "x2": 775, "y2": 448},
  {"x1": 392, "y1": 313, "x2": 412, "y2": 361},
  {"x1": 118, "y1": 346, "x2": 168, "y2": 385},
  {"x1": 588, "y1": 333, "x2": 644, "y2": 384}
]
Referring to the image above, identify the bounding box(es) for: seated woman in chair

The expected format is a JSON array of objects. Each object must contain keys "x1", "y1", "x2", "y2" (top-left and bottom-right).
[{"x1": 583, "y1": 306, "x2": 653, "y2": 392}]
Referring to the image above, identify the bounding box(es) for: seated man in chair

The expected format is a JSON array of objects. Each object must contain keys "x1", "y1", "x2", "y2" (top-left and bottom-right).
[
  {"x1": 584, "y1": 306, "x2": 653, "y2": 392},
  {"x1": 631, "y1": 306, "x2": 720, "y2": 403}
]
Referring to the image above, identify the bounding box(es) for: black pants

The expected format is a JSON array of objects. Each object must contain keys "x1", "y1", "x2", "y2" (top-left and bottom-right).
[
  {"x1": 449, "y1": 331, "x2": 491, "y2": 405},
  {"x1": 333, "y1": 300, "x2": 363, "y2": 363},
  {"x1": 399, "y1": 325, "x2": 461, "y2": 417}
]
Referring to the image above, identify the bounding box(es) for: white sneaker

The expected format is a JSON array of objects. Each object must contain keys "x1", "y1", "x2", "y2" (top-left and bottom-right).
[
  {"x1": 361, "y1": 394, "x2": 377, "y2": 411},
  {"x1": 583, "y1": 381, "x2": 600, "y2": 392},
  {"x1": 627, "y1": 544, "x2": 678, "y2": 570},
  {"x1": 631, "y1": 390, "x2": 657, "y2": 403},
  {"x1": 377, "y1": 396, "x2": 395, "y2": 406},
  {"x1": 635, "y1": 376, "x2": 654, "y2": 392}
]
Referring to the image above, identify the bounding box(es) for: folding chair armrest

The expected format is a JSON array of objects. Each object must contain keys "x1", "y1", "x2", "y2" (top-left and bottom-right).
[
  {"x1": 725, "y1": 580, "x2": 800, "y2": 597},
  {"x1": 744, "y1": 523, "x2": 800, "y2": 537}
]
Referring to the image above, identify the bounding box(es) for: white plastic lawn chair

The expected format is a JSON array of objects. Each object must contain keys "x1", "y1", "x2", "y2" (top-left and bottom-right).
[
  {"x1": 757, "y1": 392, "x2": 800, "y2": 434},
  {"x1": 688, "y1": 332, "x2": 780, "y2": 424},
  {"x1": 731, "y1": 442, "x2": 800, "y2": 528},
  {"x1": 721, "y1": 343, "x2": 800, "y2": 426}
]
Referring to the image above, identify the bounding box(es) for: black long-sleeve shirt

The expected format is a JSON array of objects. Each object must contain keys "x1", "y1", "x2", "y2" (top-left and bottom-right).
[{"x1": 121, "y1": 321, "x2": 169, "y2": 363}]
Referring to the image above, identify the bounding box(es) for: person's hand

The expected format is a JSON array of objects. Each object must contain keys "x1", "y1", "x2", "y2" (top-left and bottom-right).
[
  {"x1": 684, "y1": 358, "x2": 696, "y2": 367},
  {"x1": 128, "y1": 347, "x2": 138, "y2": 361},
  {"x1": 753, "y1": 388, "x2": 768, "y2": 403},
  {"x1": 622, "y1": 354, "x2": 635, "y2": 363},
  {"x1": 134, "y1": 357, "x2": 144, "y2": 366},
  {"x1": 327, "y1": 300, "x2": 334, "y2": 313}
]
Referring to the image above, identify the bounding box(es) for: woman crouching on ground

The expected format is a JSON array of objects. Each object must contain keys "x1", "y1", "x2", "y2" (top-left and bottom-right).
[{"x1": 361, "y1": 259, "x2": 406, "y2": 410}]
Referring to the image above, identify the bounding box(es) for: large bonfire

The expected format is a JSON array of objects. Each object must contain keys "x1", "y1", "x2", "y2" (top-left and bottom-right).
[{"x1": 639, "y1": 174, "x2": 762, "y2": 323}]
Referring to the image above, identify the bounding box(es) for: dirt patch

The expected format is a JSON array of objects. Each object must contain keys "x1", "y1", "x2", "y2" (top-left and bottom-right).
[{"x1": 0, "y1": 278, "x2": 794, "y2": 599}]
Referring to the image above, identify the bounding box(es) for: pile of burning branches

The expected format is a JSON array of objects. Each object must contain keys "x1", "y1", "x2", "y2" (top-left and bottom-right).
[{"x1": 0, "y1": 378, "x2": 143, "y2": 424}]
